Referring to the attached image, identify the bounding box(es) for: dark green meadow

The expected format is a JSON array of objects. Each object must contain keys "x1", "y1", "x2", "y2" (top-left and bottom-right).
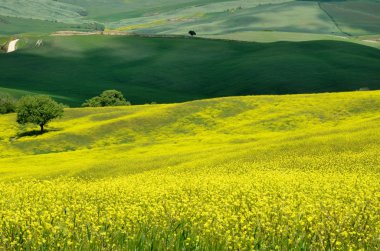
[
  {"x1": 0, "y1": 16, "x2": 95, "y2": 36},
  {"x1": 1, "y1": 35, "x2": 380, "y2": 106}
]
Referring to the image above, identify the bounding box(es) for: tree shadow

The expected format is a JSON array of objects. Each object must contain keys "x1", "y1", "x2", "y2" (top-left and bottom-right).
[{"x1": 15, "y1": 128, "x2": 61, "y2": 139}]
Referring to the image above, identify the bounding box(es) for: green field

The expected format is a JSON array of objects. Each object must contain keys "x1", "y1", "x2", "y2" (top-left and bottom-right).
[
  {"x1": 204, "y1": 31, "x2": 380, "y2": 49},
  {"x1": 1, "y1": 35, "x2": 380, "y2": 106},
  {"x1": 320, "y1": 0, "x2": 380, "y2": 35},
  {"x1": 0, "y1": 15, "x2": 102, "y2": 35},
  {"x1": 0, "y1": 91, "x2": 379, "y2": 249},
  {"x1": 1, "y1": 0, "x2": 379, "y2": 38}
]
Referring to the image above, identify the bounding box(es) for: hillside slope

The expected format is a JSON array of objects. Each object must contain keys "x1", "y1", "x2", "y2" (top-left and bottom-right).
[
  {"x1": 0, "y1": 91, "x2": 379, "y2": 250},
  {"x1": 0, "y1": 0, "x2": 379, "y2": 37},
  {"x1": 1, "y1": 35, "x2": 380, "y2": 106},
  {"x1": 0, "y1": 91, "x2": 379, "y2": 179}
]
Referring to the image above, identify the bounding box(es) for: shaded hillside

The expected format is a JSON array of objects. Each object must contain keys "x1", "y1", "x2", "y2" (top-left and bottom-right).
[{"x1": 0, "y1": 35, "x2": 380, "y2": 106}]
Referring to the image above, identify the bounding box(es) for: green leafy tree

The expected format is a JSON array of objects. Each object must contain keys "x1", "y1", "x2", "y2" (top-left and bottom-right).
[
  {"x1": 189, "y1": 30, "x2": 197, "y2": 36},
  {"x1": 82, "y1": 90, "x2": 131, "y2": 107},
  {"x1": 16, "y1": 95, "x2": 64, "y2": 132},
  {"x1": 0, "y1": 94, "x2": 17, "y2": 114}
]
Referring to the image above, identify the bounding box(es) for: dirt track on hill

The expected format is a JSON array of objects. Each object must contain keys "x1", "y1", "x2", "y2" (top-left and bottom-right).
[{"x1": 7, "y1": 39, "x2": 19, "y2": 53}]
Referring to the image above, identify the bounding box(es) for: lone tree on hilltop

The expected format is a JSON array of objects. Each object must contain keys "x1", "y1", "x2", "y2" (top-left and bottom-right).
[
  {"x1": 82, "y1": 90, "x2": 131, "y2": 107},
  {"x1": 189, "y1": 30, "x2": 196, "y2": 37},
  {"x1": 17, "y1": 95, "x2": 64, "y2": 133}
]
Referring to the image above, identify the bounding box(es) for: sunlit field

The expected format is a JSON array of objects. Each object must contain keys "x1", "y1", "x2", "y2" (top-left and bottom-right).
[
  {"x1": 0, "y1": 91, "x2": 379, "y2": 250},
  {"x1": 2, "y1": 0, "x2": 380, "y2": 37}
]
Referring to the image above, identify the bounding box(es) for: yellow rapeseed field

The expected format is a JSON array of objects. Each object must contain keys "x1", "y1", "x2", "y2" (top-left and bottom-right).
[{"x1": 0, "y1": 91, "x2": 379, "y2": 250}]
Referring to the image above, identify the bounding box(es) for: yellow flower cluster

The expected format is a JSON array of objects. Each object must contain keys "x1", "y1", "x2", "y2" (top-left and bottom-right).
[{"x1": 0, "y1": 168, "x2": 378, "y2": 250}]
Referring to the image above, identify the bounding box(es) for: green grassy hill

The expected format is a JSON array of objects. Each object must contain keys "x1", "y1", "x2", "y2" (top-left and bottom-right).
[
  {"x1": 319, "y1": 0, "x2": 380, "y2": 35},
  {"x1": 0, "y1": 91, "x2": 379, "y2": 250},
  {"x1": 0, "y1": 15, "x2": 103, "y2": 35},
  {"x1": 1, "y1": 0, "x2": 379, "y2": 38},
  {"x1": 1, "y1": 35, "x2": 380, "y2": 106}
]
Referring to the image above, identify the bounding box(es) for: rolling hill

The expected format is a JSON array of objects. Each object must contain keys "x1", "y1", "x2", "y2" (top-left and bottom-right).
[
  {"x1": 0, "y1": 91, "x2": 379, "y2": 249},
  {"x1": 0, "y1": 91, "x2": 379, "y2": 178},
  {"x1": 0, "y1": 0, "x2": 379, "y2": 38},
  {"x1": 1, "y1": 1, "x2": 379, "y2": 249},
  {"x1": 1, "y1": 35, "x2": 380, "y2": 106}
]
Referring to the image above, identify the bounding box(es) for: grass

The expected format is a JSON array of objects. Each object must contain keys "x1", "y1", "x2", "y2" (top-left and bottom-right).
[
  {"x1": 0, "y1": 87, "x2": 75, "y2": 102},
  {"x1": 1, "y1": 35, "x2": 380, "y2": 106},
  {"x1": 204, "y1": 31, "x2": 380, "y2": 49},
  {"x1": 0, "y1": 91, "x2": 379, "y2": 249},
  {"x1": 0, "y1": 15, "x2": 101, "y2": 35},
  {"x1": 132, "y1": 1, "x2": 339, "y2": 35},
  {"x1": 320, "y1": 0, "x2": 380, "y2": 35},
  {"x1": 0, "y1": 0, "x2": 86, "y2": 23},
  {"x1": 1, "y1": 0, "x2": 380, "y2": 38}
]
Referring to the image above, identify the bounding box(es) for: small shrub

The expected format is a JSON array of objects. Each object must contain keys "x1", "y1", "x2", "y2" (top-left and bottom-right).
[
  {"x1": 0, "y1": 94, "x2": 17, "y2": 114},
  {"x1": 82, "y1": 90, "x2": 131, "y2": 107}
]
